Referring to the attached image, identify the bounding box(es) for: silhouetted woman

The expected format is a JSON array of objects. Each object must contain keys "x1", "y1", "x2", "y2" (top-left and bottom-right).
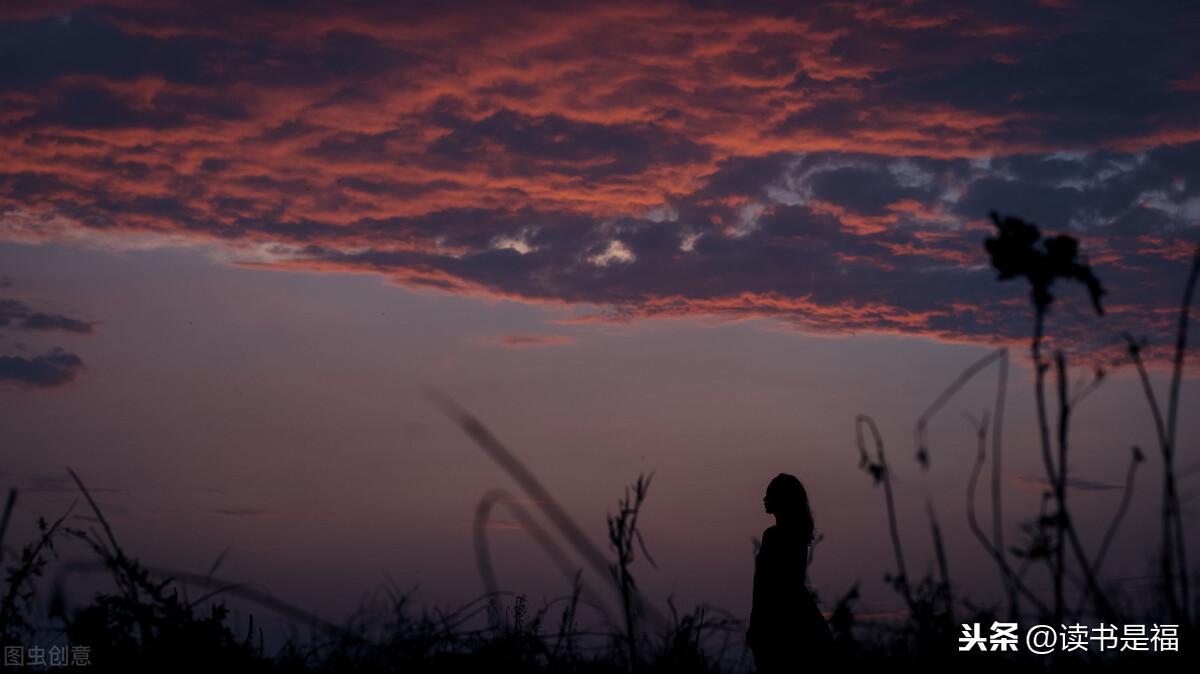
[{"x1": 747, "y1": 473, "x2": 833, "y2": 672}]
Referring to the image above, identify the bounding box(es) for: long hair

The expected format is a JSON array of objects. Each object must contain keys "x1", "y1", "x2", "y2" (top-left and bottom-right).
[{"x1": 766, "y1": 473, "x2": 815, "y2": 547}]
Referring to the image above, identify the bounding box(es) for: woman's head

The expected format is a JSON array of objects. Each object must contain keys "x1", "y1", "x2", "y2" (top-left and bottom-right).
[{"x1": 763, "y1": 473, "x2": 814, "y2": 543}]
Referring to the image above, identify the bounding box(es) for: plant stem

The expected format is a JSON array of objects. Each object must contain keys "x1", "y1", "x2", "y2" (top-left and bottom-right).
[
  {"x1": 1031, "y1": 308, "x2": 1062, "y2": 623},
  {"x1": 1165, "y1": 247, "x2": 1199, "y2": 626}
]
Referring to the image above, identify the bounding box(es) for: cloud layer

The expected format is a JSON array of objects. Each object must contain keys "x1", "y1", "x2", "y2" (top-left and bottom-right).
[
  {"x1": 2, "y1": 1, "x2": 1199, "y2": 358},
  {"x1": 0, "y1": 347, "x2": 85, "y2": 387},
  {"x1": 0, "y1": 297, "x2": 94, "y2": 333},
  {"x1": 0, "y1": 290, "x2": 92, "y2": 388}
]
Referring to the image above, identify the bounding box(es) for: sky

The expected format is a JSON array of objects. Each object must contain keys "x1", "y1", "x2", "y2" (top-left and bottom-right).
[{"x1": 1, "y1": 0, "x2": 1199, "y2": 646}]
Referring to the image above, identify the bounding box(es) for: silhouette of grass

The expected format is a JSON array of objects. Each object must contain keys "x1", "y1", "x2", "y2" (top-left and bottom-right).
[
  {"x1": 0, "y1": 466, "x2": 743, "y2": 672},
  {"x1": 842, "y1": 217, "x2": 1197, "y2": 669}
]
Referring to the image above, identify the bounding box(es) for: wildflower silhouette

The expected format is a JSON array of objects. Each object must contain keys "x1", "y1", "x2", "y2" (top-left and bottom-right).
[
  {"x1": 984, "y1": 210, "x2": 1113, "y2": 624},
  {"x1": 985, "y1": 211, "x2": 1105, "y2": 317}
]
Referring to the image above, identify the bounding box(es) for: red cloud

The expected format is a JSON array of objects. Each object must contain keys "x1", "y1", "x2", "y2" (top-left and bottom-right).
[{"x1": 1, "y1": 1, "x2": 1198, "y2": 358}]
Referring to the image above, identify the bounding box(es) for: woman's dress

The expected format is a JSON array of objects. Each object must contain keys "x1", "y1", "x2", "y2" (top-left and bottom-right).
[{"x1": 748, "y1": 524, "x2": 833, "y2": 672}]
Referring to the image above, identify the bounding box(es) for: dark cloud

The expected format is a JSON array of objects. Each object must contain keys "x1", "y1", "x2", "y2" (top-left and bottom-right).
[
  {"x1": 20, "y1": 312, "x2": 95, "y2": 333},
  {"x1": 696, "y1": 154, "x2": 793, "y2": 200},
  {"x1": 22, "y1": 83, "x2": 248, "y2": 130},
  {"x1": 807, "y1": 166, "x2": 927, "y2": 215},
  {"x1": 0, "y1": 10, "x2": 414, "y2": 91},
  {"x1": 798, "y1": 0, "x2": 1200, "y2": 147},
  {"x1": 428, "y1": 108, "x2": 710, "y2": 178},
  {"x1": 0, "y1": 11, "x2": 186, "y2": 89},
  {"x1": 0, "y1": 348, "x2": 85, "y2": 388},
  {"x1": 1, "y1": 1, "x2": 1198, "y2": 355},
  {"x1": 282, "y1": 141, "x2": 1199, "y2": 357},
  {"x1": 954, "y1": 177, "x2": 1082, "y2": 228},
  {"x1": 0, "y1": 298, "x2": 94, "y2": 333}
]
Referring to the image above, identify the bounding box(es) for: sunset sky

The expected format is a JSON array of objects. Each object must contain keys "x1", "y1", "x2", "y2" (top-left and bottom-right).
[{"x1": 1, "y1": 0, "x2": 1199, "y2": 637}]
